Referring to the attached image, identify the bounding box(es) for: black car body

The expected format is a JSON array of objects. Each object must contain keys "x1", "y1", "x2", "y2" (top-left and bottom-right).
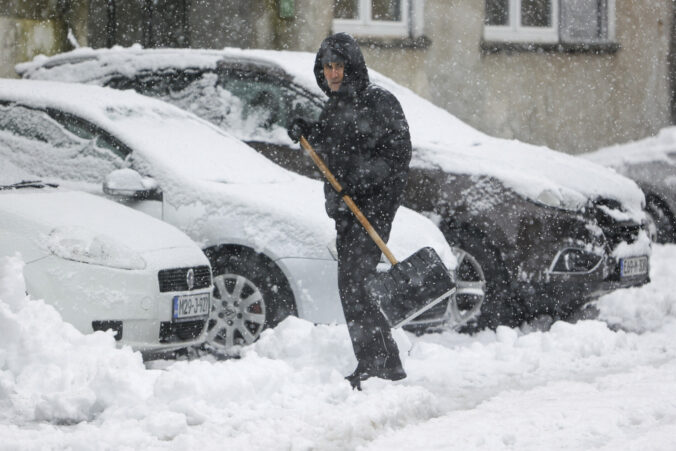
[
  {"x1": 18, "y1": 47, "x2": 652, "y2": 328},
  {"x1": 584, "y1": 127, "x2": 676, "y2": 244}
]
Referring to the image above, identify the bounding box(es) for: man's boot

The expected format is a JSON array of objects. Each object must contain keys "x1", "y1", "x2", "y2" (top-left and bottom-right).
[
  {"x1": 371, "y1": 353, "x2": 406, "y2": 381},
  {"x1": 345, "y1": 361, "x2": 369, "y2": 390},
  {"x1": 345, "y1": 355, "x2": 406, "y2": 390}
]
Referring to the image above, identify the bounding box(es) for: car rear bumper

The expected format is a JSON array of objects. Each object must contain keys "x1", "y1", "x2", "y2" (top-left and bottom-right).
[{"x1": 518, "y1": 255, "x2": 650, "y2": 317}]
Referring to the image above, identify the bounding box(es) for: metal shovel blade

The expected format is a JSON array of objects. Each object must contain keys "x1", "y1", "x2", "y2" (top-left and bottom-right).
[{"x1": 365, "y1": 246, "x2": 456, "y2": 328}]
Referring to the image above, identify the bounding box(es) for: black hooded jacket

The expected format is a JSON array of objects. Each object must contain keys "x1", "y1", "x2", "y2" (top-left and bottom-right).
[{"x1": 309, "y1": 33, "x2": 412, "y2": 223}]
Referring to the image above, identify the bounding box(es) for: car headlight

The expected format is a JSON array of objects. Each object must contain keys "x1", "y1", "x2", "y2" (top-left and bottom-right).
[
  {"x1": 47, "y1": 226, "x2": 146, "y2": 270},
  {"x1": 550, "y1": 248, "x2": 602, "y2": 273}
]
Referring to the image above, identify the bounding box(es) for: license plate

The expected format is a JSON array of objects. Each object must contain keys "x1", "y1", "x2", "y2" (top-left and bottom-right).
[
  {"x1": 620, "y1": 256, "x2": 648, "y2": 277},
  {"x1": 173, "y1": 292, "x2": 210, "y2": 321}
]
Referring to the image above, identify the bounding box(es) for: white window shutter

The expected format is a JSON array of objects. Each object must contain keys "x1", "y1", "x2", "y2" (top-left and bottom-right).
[
  {"x1": 560, "y1": 0, "x2": 608, "y2": 43},
  {"x1": 410, "y1": 0, "x2": 425, "y2": 38}
]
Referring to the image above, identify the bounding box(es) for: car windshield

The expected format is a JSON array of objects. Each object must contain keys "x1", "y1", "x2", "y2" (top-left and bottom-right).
[{"x1": 103, "y1": 105, "x2": 295, "y2": 184}]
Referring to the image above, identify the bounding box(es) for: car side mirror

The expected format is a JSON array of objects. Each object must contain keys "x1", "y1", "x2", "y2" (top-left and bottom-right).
[{"x1": 103, "y1": 168, "x2": 162, "y2": 201}]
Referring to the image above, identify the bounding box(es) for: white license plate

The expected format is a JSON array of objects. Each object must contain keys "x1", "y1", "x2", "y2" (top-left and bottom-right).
[
  {"x1": 620, "y1": 256, "x2": 649, "y2": 277},
  {"x1": 173, "y1": 292, "x2": 210, "y2": 321}
]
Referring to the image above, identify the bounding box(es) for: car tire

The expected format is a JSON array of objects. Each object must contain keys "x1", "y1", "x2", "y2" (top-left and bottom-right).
[
  {"x1": 204, "y1": 247, "x2": 297, "y2": 354},
  {"x1": 645, "y1": 196, "x2": 675, "y2": 243},
  {"x1": 449, "y1": 229, "x2": 523, "y2": 331}
]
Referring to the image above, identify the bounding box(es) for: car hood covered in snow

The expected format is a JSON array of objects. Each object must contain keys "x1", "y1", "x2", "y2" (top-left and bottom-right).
[
  {"x1": 17, "y1": 46, "x2": 646, "y2": 220},
  {"x1": 0, "y1": 188, "x2": 200, "y2": 256}
]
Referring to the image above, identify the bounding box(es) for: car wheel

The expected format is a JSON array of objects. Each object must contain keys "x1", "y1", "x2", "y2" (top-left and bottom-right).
[
  {"x1": 451, "y1": 230, "x2": 523, "y2": 331},
  {"x1": 205, "y1": 248, "x2": 297, "y2": 354},
  {"x1": 449, "y1": 246, "x2": 486, "y2": 327},
  {"x1": 645, "y1": 197, "x2": 675, "y2": 243}
]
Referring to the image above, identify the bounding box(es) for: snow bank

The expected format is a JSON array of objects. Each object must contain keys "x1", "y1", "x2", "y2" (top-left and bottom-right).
[
  {"x1": 596, "y1": 244, "x2": 676, "y2": 332},
  {"x1": 0, "y1": 255, "x2": 150, "y2": 425},
  {"x1": 3, "y1": 248, "x2": 676, "y2": 449}
]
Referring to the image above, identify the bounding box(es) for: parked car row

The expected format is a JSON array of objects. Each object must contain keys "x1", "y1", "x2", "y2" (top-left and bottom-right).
[
  {"x1": 16, "y1": 46, "x2": 652, "y2": 330},
  {"x1": 0, "y1": 77, "x2": 464, "y2": 359},
  {"x1": 0, "y1": 44, "x2": 655, "y2": 358}
]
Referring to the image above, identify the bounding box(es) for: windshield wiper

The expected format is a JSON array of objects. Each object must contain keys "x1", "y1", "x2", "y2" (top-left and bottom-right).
[{"x1": 0, "y1": 180, "x2": 59, "y2": 190}]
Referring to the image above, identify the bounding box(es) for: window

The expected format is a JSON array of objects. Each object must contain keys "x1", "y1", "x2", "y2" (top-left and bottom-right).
[
  {"x1": 217, "y1": 70, "x2": 323, "y2": 133},
  {"x1": 484, "y1": 0, "x2": 614, "y2": 45},
  {"x1": 0, "y1": 103, "x2": 128, "y2": 183},
  {"x1": 333, "y1": 0, "x2": 424, "y2": 39}
]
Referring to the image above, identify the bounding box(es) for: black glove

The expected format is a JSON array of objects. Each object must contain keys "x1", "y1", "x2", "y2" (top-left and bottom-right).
[
  {"x1": 325, "y1": 189, "x2": 348, "y2": 218},
  {"x1": 339, "y1": 171, "x2": 361, "y2": 198},
  {"x1": 287, "y1": 117, "x2": 312, "y2": 143}
]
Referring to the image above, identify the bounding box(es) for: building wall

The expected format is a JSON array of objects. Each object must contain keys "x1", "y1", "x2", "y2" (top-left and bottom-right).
[
  {"x1": 0, "y1": 0, "x2": 87, "y2": 78},
  {"x1": 1, "y1": 1, "x2": 672, "y2": 154},
  {"x1": 360, "y1": 1, "x2": 674, "y2": 154},
  {"x1": 269, "y1": 0, "x2": 673, "y2": 153}
]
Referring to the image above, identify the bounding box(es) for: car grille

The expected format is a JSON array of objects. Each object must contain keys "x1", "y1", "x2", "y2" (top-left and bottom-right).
[
  {"x1": 159, "y1": 320, "x2": 207, "y2": 343},
  {"x1": 593, "y1": 199, "x2": 642, "y2": 249},
  {"x1": 158, "y1": 265, "x2": 211, "y2": 292},
  {"x1": 603, "y1": 223, "x2": 642, "y2": 248}
]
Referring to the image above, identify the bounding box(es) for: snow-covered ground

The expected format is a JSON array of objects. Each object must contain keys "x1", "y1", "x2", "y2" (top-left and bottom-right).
[{"x1": 2, "y1": 245, "x2": 675, "y2": 451}]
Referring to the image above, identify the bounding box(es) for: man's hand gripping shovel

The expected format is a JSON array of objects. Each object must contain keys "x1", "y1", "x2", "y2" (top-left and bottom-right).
[{"x1": 298, "y1": 136, "x2": 456, "y2": 328}]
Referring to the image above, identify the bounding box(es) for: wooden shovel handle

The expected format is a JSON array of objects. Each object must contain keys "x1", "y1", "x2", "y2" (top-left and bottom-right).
[{"x1": 299, "y1": 136, "x2": 399, "y2": 265}]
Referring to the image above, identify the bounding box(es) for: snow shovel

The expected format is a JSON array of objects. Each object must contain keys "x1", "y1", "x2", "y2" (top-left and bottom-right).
[{"x1": 299, "y1": 136, "x2": 456, "y2": 328}]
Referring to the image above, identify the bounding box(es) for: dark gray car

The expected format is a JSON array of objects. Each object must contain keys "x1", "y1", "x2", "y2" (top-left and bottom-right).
[
  {"x1": 18, "y1": 47, "x2": 652, "y2": 330},
  {"x1": 583, "y1": 128, "x2": 676, "y2": 244}
]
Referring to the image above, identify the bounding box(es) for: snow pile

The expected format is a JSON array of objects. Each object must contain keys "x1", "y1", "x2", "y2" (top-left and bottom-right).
[
  {"x1": 584, "y1": 126, "x2": 676, "y2": 167},
  {"x1": 3, "y1": 250, "x2": 676, "y2": 449},
  {"x1": 0, "y1": 255, "x2": 150, "y2": 424},
  {"x1": 596, "y1": 244, "x2": 676, "y2": 332}
]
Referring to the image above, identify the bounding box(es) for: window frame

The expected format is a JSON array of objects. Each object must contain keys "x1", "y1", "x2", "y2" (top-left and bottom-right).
[
  {"x1": 333, "y1": 0, "x2": 413, "y2": 38},
  {"x1": 46, "y1": 108, "x2": 133, "y2": 161},
  {"x1": 483, "y1": 0, "x2": 616, "y2": 46},
  {"x1": 216, "y1": 65, "x2": 325, "y2": 129},
  {"x1": 484, "y1": 0, "x2": 559, "y2": 43}
]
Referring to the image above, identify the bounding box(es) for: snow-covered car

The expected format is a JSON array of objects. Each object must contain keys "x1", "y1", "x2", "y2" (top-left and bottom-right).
[
  {"x1": 0, "y1": 78, "x2": 466, "y2": 353},
  {"x1": 0, "y1": 163, "x2": 212, "y2": 357},
  {"x1": 582, "y1": 127, "x2": 676, "y2": 244},
  {"x1": 17, "y1": 46, "x2": 652, "y2": 329}
]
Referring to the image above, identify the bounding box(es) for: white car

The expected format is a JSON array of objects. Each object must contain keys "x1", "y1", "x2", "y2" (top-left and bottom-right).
[
  {"x1": 0, "y1": 165, "x2": 212, "y2": 357},
  {"x1": 0, "y1": 79, "x2": 464, "y2": 353}
]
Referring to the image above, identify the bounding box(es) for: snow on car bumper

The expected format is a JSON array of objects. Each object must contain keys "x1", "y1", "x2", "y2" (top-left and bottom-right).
[{"x1": 23, "y1": 255, "x2": 211, "y2": 354}]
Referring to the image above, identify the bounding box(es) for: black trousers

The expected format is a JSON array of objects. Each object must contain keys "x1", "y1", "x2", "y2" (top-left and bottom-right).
[{"x1": 334, "y1": 211, "x2": 401, "y2": 371}]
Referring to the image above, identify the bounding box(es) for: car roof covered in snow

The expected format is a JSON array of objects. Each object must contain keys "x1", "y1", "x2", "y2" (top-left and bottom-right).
[{"x1": 18, "y1": 46, "x2": 646, "y2": 218}]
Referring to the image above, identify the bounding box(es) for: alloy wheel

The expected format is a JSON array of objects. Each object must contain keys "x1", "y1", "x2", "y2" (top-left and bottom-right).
[
  {"x1": 450, "y1": 247, "x2": 486, "y2": 326},
  {"x1": 207, "y1": 273, "x2": 267, "y2": 352}
]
